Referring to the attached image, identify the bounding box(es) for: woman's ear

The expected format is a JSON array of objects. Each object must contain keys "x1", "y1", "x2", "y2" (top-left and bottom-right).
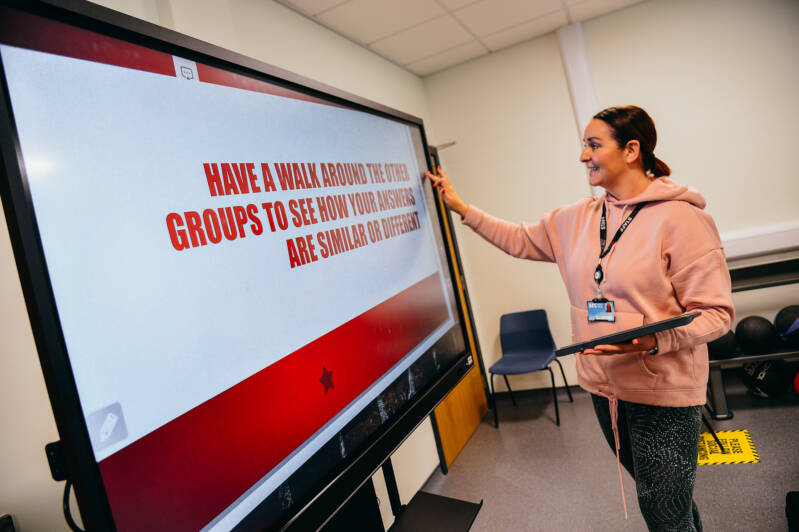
[{"x1": 624, "y1": 139, "x2": 641, "y2": 165}]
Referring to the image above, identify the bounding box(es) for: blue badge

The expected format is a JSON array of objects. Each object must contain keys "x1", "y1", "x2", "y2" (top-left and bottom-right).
[{"x1": 587, "y1": 299, "x2": 615, "y2": 322}]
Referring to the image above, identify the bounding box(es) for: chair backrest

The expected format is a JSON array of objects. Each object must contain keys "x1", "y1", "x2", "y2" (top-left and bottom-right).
[{"x1": 499, "y1": 309, "x2": 556, "y2": 355}]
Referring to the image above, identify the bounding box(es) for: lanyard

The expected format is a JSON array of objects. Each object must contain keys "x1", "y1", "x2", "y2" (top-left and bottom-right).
[{"x1": 593, "y1": 201, "x2": 646, "y2": 297}]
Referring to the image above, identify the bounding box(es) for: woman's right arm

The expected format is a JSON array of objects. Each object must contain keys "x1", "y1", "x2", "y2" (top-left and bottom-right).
[{"x1": 426, "y1": 168, "x2": 558, "y2": 263}]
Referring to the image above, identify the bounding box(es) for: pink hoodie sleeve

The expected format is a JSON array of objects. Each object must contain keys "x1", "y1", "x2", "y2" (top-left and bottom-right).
[
  {"x1": 653, "y1": 210, "x2": 735, "y2": 354},
  {"x1": 461, "y1": 205, "x2": 558, "y2": 263}
]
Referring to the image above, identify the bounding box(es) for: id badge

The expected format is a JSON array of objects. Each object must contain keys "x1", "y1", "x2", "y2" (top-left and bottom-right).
[{"x1": 587, "y1": 299, "x2": 615, "y2": 322}]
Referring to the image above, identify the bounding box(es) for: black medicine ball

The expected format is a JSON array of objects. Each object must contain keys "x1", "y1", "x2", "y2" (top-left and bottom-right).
[
  {"x1": 735, "y1": 316, "x2": 778, "y2": 355},
  {"x1": 707, "y1": 330, "x2": 739, "y2": 360},
  {"x1": 774, "y1": 305, "x2": 799, "y2": 348}
]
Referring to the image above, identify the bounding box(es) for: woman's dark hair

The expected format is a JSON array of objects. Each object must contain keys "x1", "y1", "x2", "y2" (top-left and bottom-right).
[{"x1": 593, "y1": 105, "x2": 671, "y2": 177}]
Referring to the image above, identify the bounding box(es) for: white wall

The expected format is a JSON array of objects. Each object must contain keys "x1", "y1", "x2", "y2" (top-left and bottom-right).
[
  {"x1": 423, "y1": 34, "x2": 584, "y2": 391},
  {"x1": 583, "y1": 0, "x2": 799, "y2": 234},
  {"x1": 422, "y1": 0, "x2": 799, "y2": 392},
  {"x1": 0, "y1": 201, "x2": 75, "y2": 532},
  {"x1": 582, "y1": 0, "x2": 799, "y2": 326},
  {"x1": 0, "y1": 1, "x2": 437, "y2": 530}
]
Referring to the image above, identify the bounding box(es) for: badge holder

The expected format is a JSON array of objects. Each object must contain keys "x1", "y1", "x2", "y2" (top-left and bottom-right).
[
  {"x1": 587, "y1": 298, "x2": 615, "y2": 322},
  {"x1": 587, "y1": 263, "x2": 615, "y2": 322}
]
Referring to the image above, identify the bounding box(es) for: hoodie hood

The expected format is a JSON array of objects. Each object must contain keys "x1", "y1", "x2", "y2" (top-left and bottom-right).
[{"x1": 605, "y1": 177, "x2": 706, "y2": 209}]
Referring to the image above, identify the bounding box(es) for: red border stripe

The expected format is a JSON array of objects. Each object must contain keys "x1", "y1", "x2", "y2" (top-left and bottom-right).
[
  {"x1": 0, "y1": 6, "x2": 343, "y2": 106},
  {"x1": 196, "y1": 63, "x2": 341, "y2": 108},
  {"x1": 0, "y1": 7, "x2": 176, "y2": 77},
  {"x1": 98, "y1": 273, "x2": 449, "y2": 531}
]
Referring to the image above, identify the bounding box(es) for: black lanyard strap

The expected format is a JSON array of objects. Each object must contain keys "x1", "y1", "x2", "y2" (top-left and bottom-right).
[
  {"x1": 594, "y1": 201, "x2": 647, "y2": 287},
  {"x1": 599, "y1": 201, "x2": 646, "y2": 258}
]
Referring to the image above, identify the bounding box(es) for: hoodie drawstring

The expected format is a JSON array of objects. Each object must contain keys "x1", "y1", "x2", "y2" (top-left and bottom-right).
[{"x1": 598, "y1": 391, "x2": 628, "y2": 520}]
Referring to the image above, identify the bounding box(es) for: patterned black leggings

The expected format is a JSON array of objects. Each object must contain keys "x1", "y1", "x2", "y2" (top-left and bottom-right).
[{"x1": 592, "y1": 394, "x2": 703, "y2": 532}]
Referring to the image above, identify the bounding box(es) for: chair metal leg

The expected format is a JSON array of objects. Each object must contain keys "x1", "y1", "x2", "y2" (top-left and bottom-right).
[
  {"x1": 547, "y1": 367, "x2": 560, "y2": 426},
  {"x1": 701, "y1": 409, "x2": 726, "y2": 454},
  {"x1": 490, "y1": 373, "x2": 499, "y2": 429},
  {"x1": 503, "y1": 375, "x2": 517, "y2": 406},
  {"x1": 554, "y1": 358, "x2": 573, "y2": 402}
]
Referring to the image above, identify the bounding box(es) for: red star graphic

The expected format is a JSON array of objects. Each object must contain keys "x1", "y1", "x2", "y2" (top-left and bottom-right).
[{"x1": 319, "y1": 366, "x2": 334, "y2": 394}]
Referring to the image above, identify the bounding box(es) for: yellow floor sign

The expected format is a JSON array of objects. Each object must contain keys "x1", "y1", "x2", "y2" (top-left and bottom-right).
[{"x1": 698, "y1": 429, "x2": 759, "y2": 465}]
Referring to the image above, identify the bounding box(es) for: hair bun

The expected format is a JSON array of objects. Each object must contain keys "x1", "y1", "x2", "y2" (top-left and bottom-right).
[{"x1": 653, "y1": 156, "x2": 671, "y2": 177}]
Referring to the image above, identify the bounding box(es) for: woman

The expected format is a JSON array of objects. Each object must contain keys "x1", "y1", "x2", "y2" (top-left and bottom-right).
[{"x1": 427, "y1": 106, "x2": 733, "y2": 531}]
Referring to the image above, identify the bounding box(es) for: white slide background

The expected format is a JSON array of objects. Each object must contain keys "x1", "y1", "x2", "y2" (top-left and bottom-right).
[{"x1": 1, "y1": 44, "x2": 450, "y2": 460}]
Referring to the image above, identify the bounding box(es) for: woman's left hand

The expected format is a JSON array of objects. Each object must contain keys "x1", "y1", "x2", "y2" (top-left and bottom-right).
[{"x1": 582, "y1": 334, "x2": 657, "y2": 356}]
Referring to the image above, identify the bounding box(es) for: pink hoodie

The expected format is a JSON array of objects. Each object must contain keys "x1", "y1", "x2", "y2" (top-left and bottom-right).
[{"x1": 463, "y1": 177, "x2": 734, "y2": 407}]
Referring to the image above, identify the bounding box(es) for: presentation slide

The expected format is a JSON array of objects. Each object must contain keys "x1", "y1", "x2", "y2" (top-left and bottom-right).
[{"x1": 1, "y1": 13, "x2": 454, "y2": 530}]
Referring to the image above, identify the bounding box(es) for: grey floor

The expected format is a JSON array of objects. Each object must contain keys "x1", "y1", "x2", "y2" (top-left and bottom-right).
[{"x1": 423, "y1": 367, "x2": 799, "y2": 531}]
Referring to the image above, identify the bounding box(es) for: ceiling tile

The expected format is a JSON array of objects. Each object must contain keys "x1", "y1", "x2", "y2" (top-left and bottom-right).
[
  {"x1": 438, "y1": 0, "x2": 480, "y2": 9},
  {"x1": 405, "y1": 40, "x2": 487, "y2": 76},
  {"x1": 568, "y1": 0, "x2": 644, "y2": 23},
  {"x1": 282, "y1": 0, "x2": 349, "y2": 16},
  {"x1": 370, "y1": 15, "x2": 474, "y2": 66},
  {"x1": 454, "y1": 0, "x2": 562, "y2": 37},
  {"x1": 481, "y1": 10, "x2": 567, "y2": 51},
  {"x1": 316, "y1": 0, "x2": 444, "y2": 45}
]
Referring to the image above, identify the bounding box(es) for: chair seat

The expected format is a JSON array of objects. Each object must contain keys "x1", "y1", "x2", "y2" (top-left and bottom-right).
[
  {"x1": 491, "y1": 309, "x2": 573, "y2": 428},
  {"x1": 489, "y1": 349, "x2": 556, "y2": 375}
]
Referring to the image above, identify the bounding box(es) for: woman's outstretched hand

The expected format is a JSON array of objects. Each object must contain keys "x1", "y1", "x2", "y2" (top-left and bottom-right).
[
  {"x1": 426, "y1": 167, "x2": 469, "y2": 218},
  {"x1": 582, "y1": 334, "x2": 657, "y2": 356}
]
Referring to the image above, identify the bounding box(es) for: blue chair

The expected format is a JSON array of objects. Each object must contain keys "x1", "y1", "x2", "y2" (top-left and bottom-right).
[{"x1": 490, "y1": 309, "x2": 573, "y2": 427}]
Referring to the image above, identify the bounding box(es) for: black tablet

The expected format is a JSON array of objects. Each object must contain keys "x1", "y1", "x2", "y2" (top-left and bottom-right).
[{"x1": 555, "y1": 311, "x2": 700, "y2": 357}]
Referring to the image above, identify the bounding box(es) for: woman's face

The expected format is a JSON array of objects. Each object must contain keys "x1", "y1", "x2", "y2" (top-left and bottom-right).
[{"x1": 580, "y1": 119, "x2": 627, "y2": 189}]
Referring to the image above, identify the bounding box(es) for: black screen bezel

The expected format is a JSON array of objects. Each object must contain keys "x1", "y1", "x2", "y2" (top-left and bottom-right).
[{"x1": 0, "y1": 0, "x2": 472, "y2": 530}]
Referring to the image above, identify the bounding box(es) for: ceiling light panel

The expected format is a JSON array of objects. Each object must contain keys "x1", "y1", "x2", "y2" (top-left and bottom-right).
[
  {"x1": 481, "y1": 10, "x2": 567, "y2": 51},
  {"x1": 405, "y1": 40, "x2": 487, "y2": 76},
  {"x1": 283, "y1": 0, "x2": 349, "y2": 16},
  {"x1": 454, "y1": 0, "x2": 562, "y2": 37},
  {"x1": 438, "y1": 0, "x2": 481, "y2": 9},
  {"x1": 316, "y1": 0, "x2": 445, "y2": 45},
  {"x1": 567, "y1": 0, "x2": 644, "y2": 23},
  {"x1": 369, "y1": 15, "x2": 474, "y2": 65}
]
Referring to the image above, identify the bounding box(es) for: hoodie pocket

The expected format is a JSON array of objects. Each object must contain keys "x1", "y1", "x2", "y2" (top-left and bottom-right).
[{"x1": 638, "y1": 352, "x2": 658, "y2": 379}]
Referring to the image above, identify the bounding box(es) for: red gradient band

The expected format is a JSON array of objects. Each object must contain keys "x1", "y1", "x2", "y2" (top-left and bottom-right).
[
  {"x1": 196, "y1": 63, "x2": 340, "y2": 108},
  {"x1": 0, "y1": 7, "x2": 175, "y2": 77},
  {"x1": 98, "y1": 273, "x2": 449, "y2": 531},
  {"x1": 0, "y1": 7, "x2": 337, "y2": 106}
]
